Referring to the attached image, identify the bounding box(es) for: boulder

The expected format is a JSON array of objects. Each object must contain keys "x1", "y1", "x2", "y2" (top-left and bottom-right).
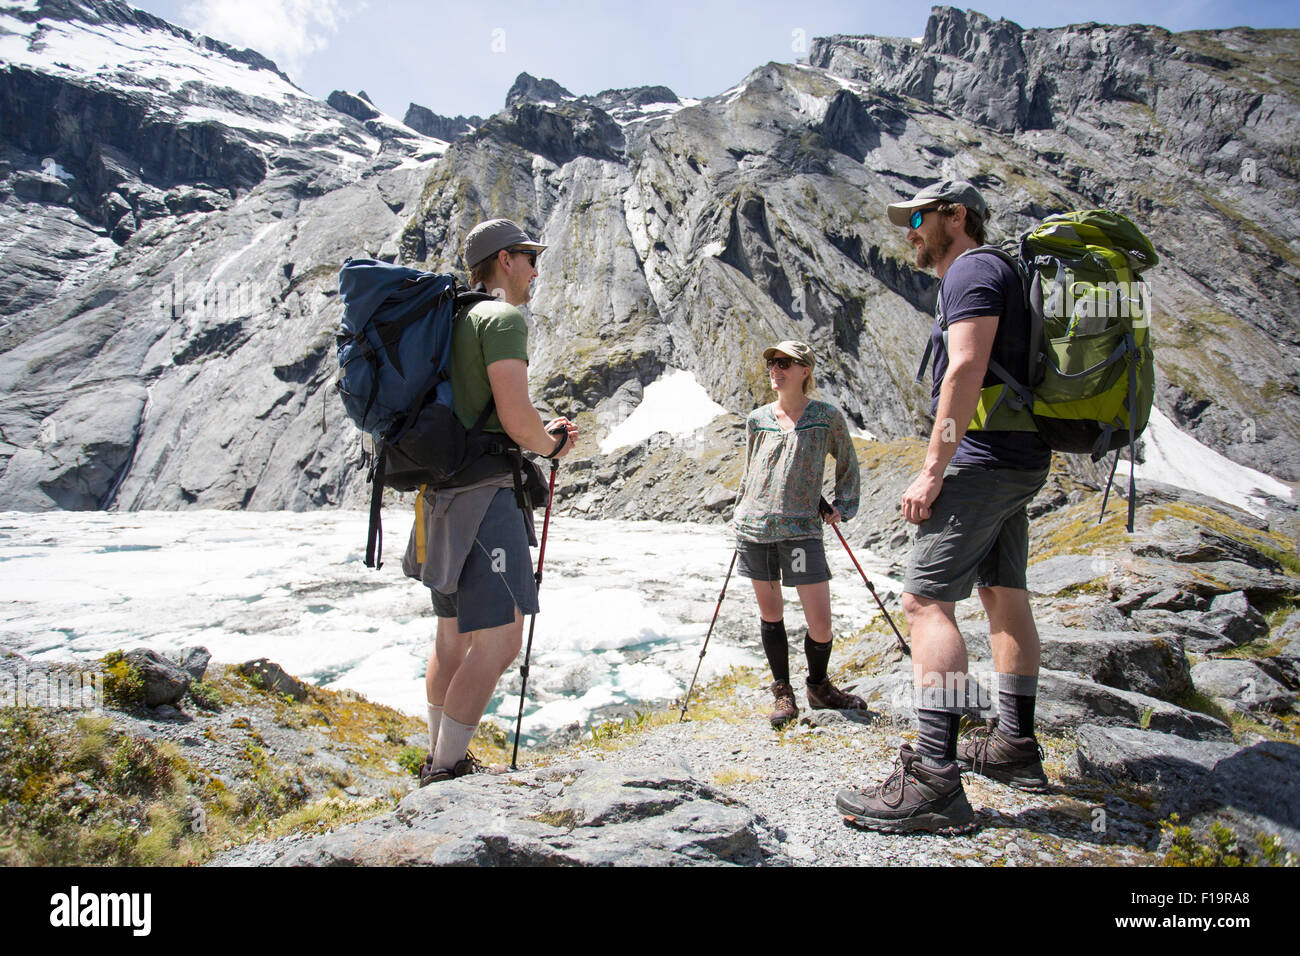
[
  {"x1": 1036, "y1": 626, "x2": 1193, "y2": 702},
  {"x1": 122, "y1": 648, "x2": 191, "y2": 708},
  {"x1": 238, "y1": 659, "x2": 309, "y2": 702},
  {"x1": 1036, "y1": 672, "x2": 1229, "y2": 740},
  {"x1": 269, "y1": 761, "x2": 784, "y2": 867},
  {"x1": 175, "y1": 646, "x2": 211, "y2": 681},
  {"x1": 1070, "y1": 725, "x2": 1300, "y2": 853},
  {"x1": 1196, "y1": 591, "x2": 1269, "y2": 645},
  {"x1": 1190, "y1": 659, "x2": 1293, "y2": 713},
  {"x1": 702, "y1": 485, "x2": 737, "y2": 511},
  {"x1": 1126, "y1": 609, "x2": 1237, "y2": 653},
  {"x1": 1027, "y1": 555, "x2": 1106, "y2": 596}
]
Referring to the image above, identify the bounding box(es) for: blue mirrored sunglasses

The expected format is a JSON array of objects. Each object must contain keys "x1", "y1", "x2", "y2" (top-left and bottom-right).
[{"x1": 909, "y1": 207, "x2": 939, "y2": 230}]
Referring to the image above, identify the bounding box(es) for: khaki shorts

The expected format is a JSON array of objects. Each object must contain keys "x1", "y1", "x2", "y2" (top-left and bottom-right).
[{"x1": 903, "y1": 465, "x2": 1049, "y2": 603}]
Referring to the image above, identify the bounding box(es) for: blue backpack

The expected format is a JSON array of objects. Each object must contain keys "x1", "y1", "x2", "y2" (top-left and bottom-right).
[{"x1": 336, "y1": 259, "x2": 518, "y2": 567}]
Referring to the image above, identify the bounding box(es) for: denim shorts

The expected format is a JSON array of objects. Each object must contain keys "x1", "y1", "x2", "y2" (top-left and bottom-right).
[
  {"x1": 430, "y1": 488, "x2": 539, "y2": 632},
  {"x1": 736, "y1": 537, "x2": 830, "y2": 586},
  {"x1": 903, "y1": 465, "x2": 1050, "y2": 602}
]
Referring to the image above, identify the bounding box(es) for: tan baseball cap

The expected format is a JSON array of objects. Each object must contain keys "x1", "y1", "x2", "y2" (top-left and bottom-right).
[
  {"x1": 464, "y1": 218, "x2": 546, "y2": 269},
  {"x1": 763, "y1": 340, "x2": 815, "y2": 367}
]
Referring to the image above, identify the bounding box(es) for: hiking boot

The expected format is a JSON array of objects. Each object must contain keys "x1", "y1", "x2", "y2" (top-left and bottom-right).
[
  {"x1": 806, "y1": 678, "x2": 868, "y2": 712},
  {"x1": 454, "y1": 750, "x2": 491, "y2": 776},
  {"x1": 768, "y1": 680, "x2": 799, "y2": 728},
  {"x1": 418, "y1": 754, "x2": 454, "y2": 788},
  {"x1": 956, "y1": 724, "x2": 1049, "y2": 792},
  {"x1": 836, "y1": 744, "x2": 976, "y2": 835},
  {"x1": 418, "y1": 750, "x2": 488, "y2": 787}
]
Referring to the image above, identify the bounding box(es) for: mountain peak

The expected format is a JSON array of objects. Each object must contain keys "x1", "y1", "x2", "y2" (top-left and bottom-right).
[{"x1": 505, "y1": 72, "x2": 574, "y2": 108}]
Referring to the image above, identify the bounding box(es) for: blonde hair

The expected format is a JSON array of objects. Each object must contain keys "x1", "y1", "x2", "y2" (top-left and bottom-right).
[{"x1": 802, "y1": 368, "x2": 814, "y2": 395}]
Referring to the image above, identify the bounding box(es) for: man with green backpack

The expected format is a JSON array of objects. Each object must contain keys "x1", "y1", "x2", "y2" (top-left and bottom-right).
[{"x1": 836, "y1": 180, "x2": 1157, "y2": 834}]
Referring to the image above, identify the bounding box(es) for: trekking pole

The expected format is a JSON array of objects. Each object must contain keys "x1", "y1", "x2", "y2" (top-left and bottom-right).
[
  {"x1": 510, "y1": 432, "x2": 564, "y2": 771},
  {"x1": 679, "y1": 549, "x2": 738, "y2": 722},
  {"x1": 819, "y1": 497, "x2": 910, "y2": 656}
]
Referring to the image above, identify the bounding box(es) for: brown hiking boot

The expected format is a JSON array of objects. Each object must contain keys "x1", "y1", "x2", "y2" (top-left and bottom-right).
[
  {"x1": 768, "y1": 680, "x2": 799, "y2": 728},
  {"x1": 418, "y1": 750, "x2": 489, "y2": 787},
  {"x1": 956, "y1": 724, "x2": 1049, "y2": 792},
  {"x1": 836, "y1": 744, "x2": 976, "y2": 835},
  {"x1": 418, "y1": 754, "x2": 453, "y2": 787},
  {"x1": 806, "y1": 678, "x2": 868, "y2": 712}
]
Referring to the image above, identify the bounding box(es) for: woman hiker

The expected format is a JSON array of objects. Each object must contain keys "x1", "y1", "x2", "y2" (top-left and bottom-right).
[{"x1": 732, "y1": 340, "x2": 868, "y2": 727}]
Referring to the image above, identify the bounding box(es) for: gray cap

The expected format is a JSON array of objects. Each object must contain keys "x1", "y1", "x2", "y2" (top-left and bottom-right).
[
  {"x1": 464, "y1": 218, "x2": 546, "y2": 269},
  {"x1": 886, "y1": 180, "x2": 988, "y2": 227},
  {"x1": 763, "y1": 340, "x2": 815, "y2": 368}
]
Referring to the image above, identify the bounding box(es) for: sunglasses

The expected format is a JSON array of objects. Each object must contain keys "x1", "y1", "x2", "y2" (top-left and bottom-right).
[
  {"x1": 765, "y1": 357, "x2": 806, "y2": 370},
  {"x1": 507, "y1": 248, "x2": 538, "y2": 267},
  {"x1": 909, "y1": 207, "x2": 940, "y2": 230}
]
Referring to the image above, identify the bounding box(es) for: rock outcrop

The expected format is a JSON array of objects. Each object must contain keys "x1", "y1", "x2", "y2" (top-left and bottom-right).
[{"x1": 271, "y1": 761, "x2": 783, "y2": 866}]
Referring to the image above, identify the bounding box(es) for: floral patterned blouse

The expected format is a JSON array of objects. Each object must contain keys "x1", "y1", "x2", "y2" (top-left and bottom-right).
[{"x1": 732, "y1": 399, "x2": 860, "y2": 543}]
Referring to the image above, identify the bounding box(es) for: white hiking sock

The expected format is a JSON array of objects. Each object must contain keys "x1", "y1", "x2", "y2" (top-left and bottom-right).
[
  {"x1": 426, "y1": 703, "x2": 443, "y2": 755},
  {"x1": 432, "y1": 714, "x2": 477, "y2": 771}
]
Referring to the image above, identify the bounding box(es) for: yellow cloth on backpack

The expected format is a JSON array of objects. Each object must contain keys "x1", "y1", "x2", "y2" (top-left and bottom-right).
[{"x1": 414, "y1": 485, "x2": 427, "y2": 564}]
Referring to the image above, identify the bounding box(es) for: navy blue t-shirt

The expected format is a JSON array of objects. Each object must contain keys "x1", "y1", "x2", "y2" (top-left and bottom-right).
[{"x1": 929, "y1": 251, "x2": 1051, "y2": 470}]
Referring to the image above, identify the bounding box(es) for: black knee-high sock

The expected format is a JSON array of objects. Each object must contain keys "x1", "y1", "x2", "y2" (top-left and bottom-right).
[
  {"x1": 760, "y1": 619, "x2": 789, "y2": 683},
  {"x1": 998, "y1": 673, "x2": 1038, "y2": 739},
  {"x1": 804, "y1": 633, "x2": 832, "y2": 684},
  {"x1": 916, "y1": 708, "x2": 961, "y2": 767}
]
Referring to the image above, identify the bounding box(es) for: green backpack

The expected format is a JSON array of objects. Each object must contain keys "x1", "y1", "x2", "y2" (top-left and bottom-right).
[{"x1": 919, "y1": 209, "x2": 1160, "y2": 530}]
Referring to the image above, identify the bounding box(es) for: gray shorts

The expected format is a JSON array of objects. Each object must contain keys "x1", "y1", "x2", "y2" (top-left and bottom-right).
[
  {"x1": 903, "y1": 466, "x2": 1050, "y2": 603},
  {"x1": 430, "y1": 488, "x2": 540, "y2": 632},
  {"x1": 736, "y1": 537, "x2": 830, "y2": 586}
]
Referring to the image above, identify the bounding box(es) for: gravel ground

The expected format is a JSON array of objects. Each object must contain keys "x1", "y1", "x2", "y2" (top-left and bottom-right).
[{"x1": 573, "y1": 682, "x2": 1162, "y2": 866}]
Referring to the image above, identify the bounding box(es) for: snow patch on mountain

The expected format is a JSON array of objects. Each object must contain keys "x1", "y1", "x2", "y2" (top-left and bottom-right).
[
  {"x1": 1118, "y1": 407, "x2": 1293, "y2": 516},
  {"x1": 600, "y1": 369, "x2": 729, "y2": 454},
  {"x1": 0, "y1": 12, "x2": 300, "y2": 105}
]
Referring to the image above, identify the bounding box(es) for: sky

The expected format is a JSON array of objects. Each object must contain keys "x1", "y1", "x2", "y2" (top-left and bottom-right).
[{"x1": 123, "y1": 0, "x2": 1300, "y2": 122}]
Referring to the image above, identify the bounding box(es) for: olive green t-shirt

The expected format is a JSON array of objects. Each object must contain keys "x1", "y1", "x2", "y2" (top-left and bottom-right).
[{"x1": 450, "y1": 299, "x2": 529, "y2": 433}]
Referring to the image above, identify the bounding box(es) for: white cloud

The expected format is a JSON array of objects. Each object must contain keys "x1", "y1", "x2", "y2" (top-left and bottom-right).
[{"x1": 180, "y1": 0, "x2": 349, "y2": 77}]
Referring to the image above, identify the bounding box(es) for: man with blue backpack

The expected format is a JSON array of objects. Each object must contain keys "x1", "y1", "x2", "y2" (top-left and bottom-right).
[{"x1": 399, "y1": 219, "x2": 577, "y2": 784}]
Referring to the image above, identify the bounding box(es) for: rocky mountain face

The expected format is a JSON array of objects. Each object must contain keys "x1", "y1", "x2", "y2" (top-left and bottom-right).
[
  {"x1": 0, "y1": 0, "x2": 446, "y2": 509},
  {"x1": 0, "y1": 1, "x2": 1297, "y2": 516},
  {"x1": 401, "y1": 103, "x2": 481, "y2": 142}
]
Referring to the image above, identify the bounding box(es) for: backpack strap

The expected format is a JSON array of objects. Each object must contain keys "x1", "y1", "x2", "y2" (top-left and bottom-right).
[{"x1": 915, "y1": 246, "x2": 1036, "y2": 407}]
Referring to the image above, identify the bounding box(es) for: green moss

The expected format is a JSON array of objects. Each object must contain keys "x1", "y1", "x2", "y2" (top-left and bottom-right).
[
  {"x1": 236, "y1": 743, "x2": 307, "y2": 818},
  {"x1": 187, "y1": 679, "x2": 223, "y2": 712},
  {"x1": 266, "y1": 795, "x2": 395, "y2": 838},
  {"x1": 108, "y1": 737, "x2": 176, "y2": 797},
  {"x1": 1032, "y1": 500, "x2": 1133, "y2": 563},
  {"x1": 531, "y1": 808, "x2": 583, "y2": 829},
  {"x1": 397, "y1": 746, "x2": 426, "y2": 776},
  {"x1": 1218, "y1": 637, "x2": 1288, "y2": 660},
  {"x1": 854, "y1": 437, "x2": 927, "y2": 474},
  {"x1": 1160, "y1": 813, "x2": 1296, "y2": 867},
  {"x1": 100, "y1": 650, "x2": 144, "y2": 708}
]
